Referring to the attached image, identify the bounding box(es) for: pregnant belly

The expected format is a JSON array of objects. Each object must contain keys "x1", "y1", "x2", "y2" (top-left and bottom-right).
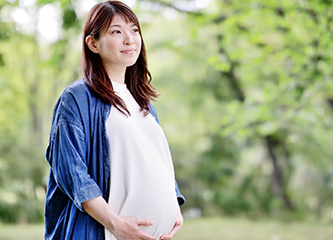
[
  {"x1": 123, "y1": 181, "x2": 178, "y2": 238},
  {"x1": 106, "y1": 180, "x2": 178, "y2": 240}
]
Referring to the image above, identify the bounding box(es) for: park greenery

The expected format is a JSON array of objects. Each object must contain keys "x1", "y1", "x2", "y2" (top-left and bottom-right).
[
  {"x1": 1, "y1": 217, "x2": 333, "y2": 239},
  {"x1": 1, "y1": 0, "x2": 333, "y2": 225}
]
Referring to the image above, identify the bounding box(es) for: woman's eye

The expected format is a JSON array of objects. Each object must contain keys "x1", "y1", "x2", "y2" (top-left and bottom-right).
[
  {"x1": 132, "y1": 28, "x2": 139, "y2": 33},
  {"x1": 111, "y1": 30, "x2": 121, "y2": 34}
]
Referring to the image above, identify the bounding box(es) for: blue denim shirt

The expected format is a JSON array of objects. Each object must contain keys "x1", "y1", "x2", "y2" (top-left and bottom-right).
[{"x1": 45, "y1": 79, "x2": 185, "y2": 239}]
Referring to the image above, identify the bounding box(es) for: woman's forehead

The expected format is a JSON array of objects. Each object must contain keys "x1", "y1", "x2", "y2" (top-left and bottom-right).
[
  {"x1": 111, "y1": 13, "x2": 137, "y2": 25},
  {"x1": 110, "y1": 14, "x2": 132, "y2": 25}
]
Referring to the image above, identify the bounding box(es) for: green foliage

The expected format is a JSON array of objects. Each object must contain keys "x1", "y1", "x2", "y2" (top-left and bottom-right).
[
  {"x1": 1, "y1": 0, "x2": 333, "y2": 223},
  {"x1": 0, "y1": 199, "x2": 43, "y2": 223},
  {"x1": 0, "y1": 0, "x2": 81, "y2": 223},
  {"x1": 142, "y1": 0, "x2": 333, "y2": 220},
  {"x1": 62, "y1": 6, "x2": 79, "y2": 29}
]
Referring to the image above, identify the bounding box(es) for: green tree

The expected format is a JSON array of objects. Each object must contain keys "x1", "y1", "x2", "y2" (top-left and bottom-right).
[
  {"x1": 1, "y1": 0, "x2": 333, "y2": 223},
  {"x1": 0, "y1": 0, "x2": 82, "y2": 222},
  {"x1": 142, "y1": 0, "x2": 333, "y2": 220}
]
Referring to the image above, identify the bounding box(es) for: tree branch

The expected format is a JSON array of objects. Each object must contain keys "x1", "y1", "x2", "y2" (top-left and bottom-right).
[
  {"x1": 212, "y1": 5, "x2": 319, "y2": 25},
  {"x1": 140, "y1": 0, "x2": 203, "y2": 16}
]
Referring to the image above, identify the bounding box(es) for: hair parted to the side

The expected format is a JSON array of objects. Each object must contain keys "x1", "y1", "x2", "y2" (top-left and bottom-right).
[{"x1": 82, "y1": 0, "x2": 159, "y2": 115}]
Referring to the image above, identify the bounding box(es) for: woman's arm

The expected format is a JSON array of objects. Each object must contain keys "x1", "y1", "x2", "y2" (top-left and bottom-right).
[{"x1": 82, "y1": 196, "x2": 157, "y2": 240}]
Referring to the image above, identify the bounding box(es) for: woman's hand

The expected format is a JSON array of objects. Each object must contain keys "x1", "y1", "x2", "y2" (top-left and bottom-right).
[
  {"x1": 82, "y1": 196, "x2": 156, "y2": 240},
  {"x1": 160, "y1": 206, "x2": 183, "y2": 240},
  {"x1": 112, "y1": 216, "x2": 156, "y2": 240}
]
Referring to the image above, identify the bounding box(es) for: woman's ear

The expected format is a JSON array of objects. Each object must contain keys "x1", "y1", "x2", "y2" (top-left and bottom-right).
[{"x1": 85, "y1": 35, "x2": 99, "y2": 54}]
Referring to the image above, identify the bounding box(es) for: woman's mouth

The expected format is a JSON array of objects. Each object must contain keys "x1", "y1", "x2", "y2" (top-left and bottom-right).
[{"x1": 121, "y1": 49, "x2": 135, "y2": 54}]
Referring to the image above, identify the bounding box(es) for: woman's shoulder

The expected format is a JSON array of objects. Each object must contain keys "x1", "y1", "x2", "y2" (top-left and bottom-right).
[
  {"x1": 54, "y1": 79, "x2": 96, "y2": 121},
  {"x1": 55, "y1": 79, "x2": 110, "y2": 120},
  {"x1": 62, "y1": 79, "x2": 90, "y2": 98},
  {"x1": 58, "y1": 79, "x2": 101, "y2": 108}
]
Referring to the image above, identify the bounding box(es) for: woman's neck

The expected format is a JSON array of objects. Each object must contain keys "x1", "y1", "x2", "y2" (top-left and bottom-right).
[{"x1": 106, "y1": 66, "x2": 126, "y2": 84}]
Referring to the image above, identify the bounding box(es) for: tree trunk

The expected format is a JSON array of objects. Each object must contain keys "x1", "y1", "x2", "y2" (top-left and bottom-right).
[
  {"x1": 265, "y1": 135, "x2": 294, "y2": 211},
  {"x1": 216, "y1": 34, "x2": 295, "y2": 212}
]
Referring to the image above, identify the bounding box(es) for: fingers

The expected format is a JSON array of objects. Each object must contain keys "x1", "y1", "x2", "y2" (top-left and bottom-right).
[
  {"x1": 112, "y1": 217, "x2": 156, "y2": 240},
  {"x1": 161, "y1": 208, "x2": 184, "y2": 240},
  {"x1": 135, "y1": 218, "x2": 154, "y2": 227},
  {"x1": 160, "y1": 224, "x2": 181, "y2": 240},
  {"x1": 135, "y1": 218, "x2": 156, "y2": 240},
  {"x1": 136, "y1": 219, "x2": 156, "y2": 240},
  {"x1": 139, "y1": 231, "x2": 157, "y2": 240}
]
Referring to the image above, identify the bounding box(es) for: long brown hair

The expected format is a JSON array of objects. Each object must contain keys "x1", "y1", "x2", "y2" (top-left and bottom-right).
[{"x1": 82, "y1": 0, "x2": 158, "y2": 115}]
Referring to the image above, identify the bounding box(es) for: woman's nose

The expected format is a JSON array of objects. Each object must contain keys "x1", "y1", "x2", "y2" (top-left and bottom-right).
[{"x1": 124, "y1": 33, "x2": 134, "y2": 45}]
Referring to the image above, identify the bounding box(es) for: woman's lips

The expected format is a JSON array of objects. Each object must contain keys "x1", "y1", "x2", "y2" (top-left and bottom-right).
[{"x1": 121, "y1": 49, "x2": 135, "y2": 54}]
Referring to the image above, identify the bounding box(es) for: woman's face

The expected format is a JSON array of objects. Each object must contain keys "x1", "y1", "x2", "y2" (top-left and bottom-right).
[{"x1": 94, "y1": 14, "x2": 142, "y2": 71}]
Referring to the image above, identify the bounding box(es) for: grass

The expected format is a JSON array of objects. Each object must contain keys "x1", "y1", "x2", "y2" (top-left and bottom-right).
[
  {"x1": 0, "y1": 217, "x2": 332, "y2": 240},
  {"x1": 0, "y1": 224, "x2": 44, "y2": 240},
  {"x1": 174, "y1": 217, "x2": 333, "y2": 240}
]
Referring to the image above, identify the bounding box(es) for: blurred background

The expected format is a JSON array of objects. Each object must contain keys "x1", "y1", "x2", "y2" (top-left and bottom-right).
[{"x1": 1, "y1": 0, "x2": 333, "y2": 239}]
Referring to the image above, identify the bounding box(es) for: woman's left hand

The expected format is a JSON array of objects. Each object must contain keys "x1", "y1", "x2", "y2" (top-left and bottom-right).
[{"x1": 160, "y1": 205, "x2": 183, "y2": 240}]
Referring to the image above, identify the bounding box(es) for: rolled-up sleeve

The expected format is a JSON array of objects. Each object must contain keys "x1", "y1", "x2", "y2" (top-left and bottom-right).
[
  {"x1": 46, "y1": 89, "x2": 103, "y2": 212},
  {"x1": 49, "y1": 120, "x2": 102, "y2": 211}
]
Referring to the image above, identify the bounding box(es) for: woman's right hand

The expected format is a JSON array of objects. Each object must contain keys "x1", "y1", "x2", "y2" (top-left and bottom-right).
[
  {"x1": 111, "y1": 216, "x2": 156, "y2": 240},
  {"x1": 82, "y1": 196, "x2": 156, "y2": 240}
]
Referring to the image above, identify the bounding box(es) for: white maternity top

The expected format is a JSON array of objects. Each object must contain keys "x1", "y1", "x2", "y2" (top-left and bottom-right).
[{"x1": 104, "y1": 81, "x2": 178, "y2": 240}]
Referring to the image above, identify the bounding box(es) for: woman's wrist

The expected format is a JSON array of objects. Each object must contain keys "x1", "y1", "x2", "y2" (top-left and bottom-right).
[
  {"x1": 82, "y1": 196, "x2": 120, "y2": 232},
  {"x1": 105, "y1": 211, "x2": 122, "y2": 232}
]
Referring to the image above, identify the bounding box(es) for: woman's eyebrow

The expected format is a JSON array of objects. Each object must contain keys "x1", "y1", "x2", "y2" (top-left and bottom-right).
[
  {"x1": 109, "y1": 23, "x2": 137, "y2": 28},
  {"x1": 109, "y1": 24, "x2": 121, "y2": 28}
]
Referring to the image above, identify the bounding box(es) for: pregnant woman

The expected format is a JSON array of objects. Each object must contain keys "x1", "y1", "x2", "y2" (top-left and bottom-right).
[{"x1": 44, "y1": 1, "x2": 185, "y2": 239}]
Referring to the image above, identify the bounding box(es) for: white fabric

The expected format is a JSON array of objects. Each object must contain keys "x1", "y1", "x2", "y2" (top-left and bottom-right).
[{"x1": 105, "y1": 81, "x2": 178, "y2": 240}]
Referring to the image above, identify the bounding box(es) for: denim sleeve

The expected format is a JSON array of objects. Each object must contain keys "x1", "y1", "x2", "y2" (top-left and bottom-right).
[
  {"x1": 48, "y1": 120, "x2": 102, "y2": 212},
  {"x1": 47, "y1": 88, "x2": 103, "y2": 212},
  {"x1": 175, "y1": 181, "x2": 186, "y2": 206}
]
